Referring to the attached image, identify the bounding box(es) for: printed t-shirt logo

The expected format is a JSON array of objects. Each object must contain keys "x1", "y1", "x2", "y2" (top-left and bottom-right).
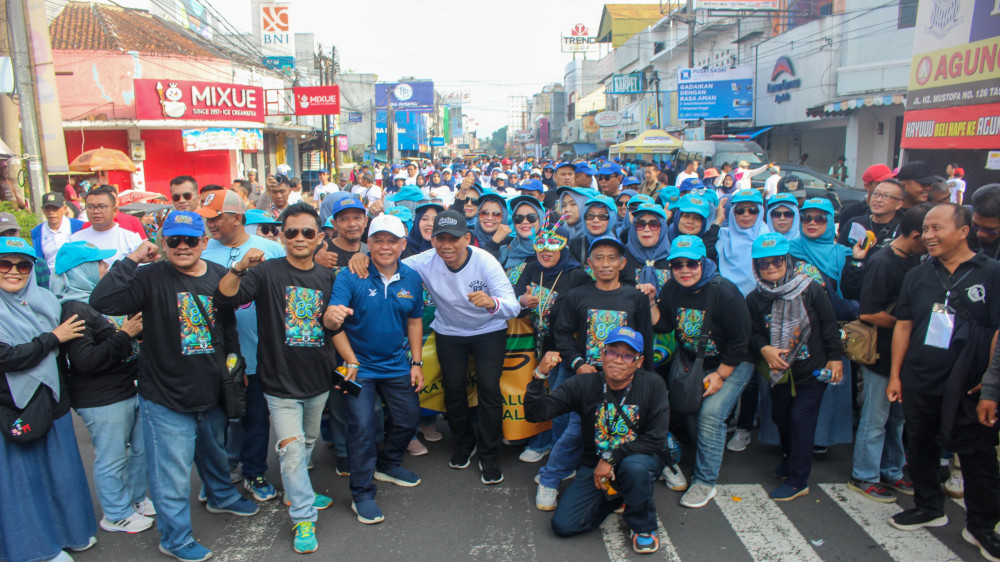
[
  {"x1": 285, "y1": 286, "x2": 324, "y2": 347},
  {"x1": 595, "y1": 402, "x2": 638, "y2": 452},
  {"x1": 586, "y1": 309, "x2": 628, "y2": 366},
  {"x1": 177, "y1": 292, "x2": 215, "y2": 355},
  {"x1": 397, "y1": 288, "x2": 413, "y2": 299},
  {"x1": 967, "y1": 284, "x2": 986, "y2": 303},
  {"x1": 468, "y1": 279, "x2": 487, "y2": 293}
]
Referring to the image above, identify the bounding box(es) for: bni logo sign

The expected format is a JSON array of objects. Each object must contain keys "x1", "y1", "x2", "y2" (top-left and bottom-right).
[{"x1": 261, "y1": 5, "x2": 289, "y2": 32}]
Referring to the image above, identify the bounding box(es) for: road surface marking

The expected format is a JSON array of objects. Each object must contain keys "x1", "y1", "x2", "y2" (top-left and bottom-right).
[
  {"x1": 714, "y1": 484, "x2": 822, "y2": 562},
  {"x1": 600, "y1": 514, "x2": 679, "y2": 561}
]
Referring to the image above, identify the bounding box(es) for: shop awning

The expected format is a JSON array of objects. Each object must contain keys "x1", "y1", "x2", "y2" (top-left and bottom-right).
[
  {"x1": 573, "y1": 143, "x2": 599, "y2": 155},
  {"x1": 609, "y1": 129, "x2": 683, "y2": 155},
  {"x1": 806, "y1": 92, "x2": 907, "y2": 118}
]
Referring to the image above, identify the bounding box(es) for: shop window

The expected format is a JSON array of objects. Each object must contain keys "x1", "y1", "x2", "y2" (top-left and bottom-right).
[{"x1": 898, "y1": 0, "x2": 917, "y2": 28}]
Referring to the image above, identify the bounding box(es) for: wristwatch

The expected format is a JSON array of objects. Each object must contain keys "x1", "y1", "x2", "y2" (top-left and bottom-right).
[
  {"x1": 410, "y1": 360, "x2": 424, "y2": 367},
  {"x1": 229, "y1": 266, "x2": 247, "y2": 277},
  {"x1": 601, "y1": 450, "x2": 616, "y2": 466}
]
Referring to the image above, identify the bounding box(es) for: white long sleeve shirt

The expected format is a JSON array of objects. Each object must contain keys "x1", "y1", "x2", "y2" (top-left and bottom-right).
[{"x1": 403, "y1": 245, "x2": 519, "y2": 336}]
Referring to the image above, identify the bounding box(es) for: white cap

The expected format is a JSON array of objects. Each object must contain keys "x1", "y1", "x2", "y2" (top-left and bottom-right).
[{"x1": 367, "y1": 214, "x2": 406, "y2": 238}]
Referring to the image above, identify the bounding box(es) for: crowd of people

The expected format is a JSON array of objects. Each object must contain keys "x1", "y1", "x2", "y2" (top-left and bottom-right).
[{"x1": 3, "y1": 152, "x2": 1000, "y2": 561}]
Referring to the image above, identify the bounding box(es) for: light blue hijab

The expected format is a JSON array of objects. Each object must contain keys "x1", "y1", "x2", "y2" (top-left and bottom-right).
[
  {"x1": 51, "y1": 261, "x2": 102, "y2": 303},
  {"x1": 583, "y1": 195, "x2": 619, "y2": 246},
  {"x1": 625, "y1": 205, "x2": 672, "y2": 287},
  {"x1": 789, "y1": 198, "x2": 851, "y2": 284},
  {"x1": 716, "y1": 190, "x2": 772, "y2": 295},
  {"x1": 765, "y1": 193, "x2": 801, "y2": 241}
]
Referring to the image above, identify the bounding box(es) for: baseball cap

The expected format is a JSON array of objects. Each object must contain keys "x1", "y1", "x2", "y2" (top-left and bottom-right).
[
  {"x1": 530, "y1": 168, "x2": 542, "y2": 176},
  {"x1": 41, "y1": 192, "x2": 66, "y2": 208},
  {"x1": 597, "y1": 163, "x2": 622, "y2": 176},
  {"x1": 801, "y1": 198, "x2": 835, "y2": 216},
  {"x1": 669, "y1": 235, "x2": 707, "y2": 261},
  {"x1": 575, "y1": 163, "x2": 596, "y2": 175},
  {"x1": 604, "y1": 326, "x2": 644, "y2": 355},
  {"x1": 501, "y1": 158, "x2": 512, "y2": 165},
  {"x1": 862, "y1": 164, "x2": 895, "y2": 184},
  {"x1": 332, "y1": 197, "x2": 366, "y2": 217},
  {"x1": 676, "y1": 195, "x2": 711, "y2": 219},
  {"x1": 632, "y1": 203, "x2": 668, "y2": 223},
  {"x1": 54, "y1": 241, "x2": 115, "y2": 275},
  {"x1": 752, "y1": 233, "x2": 790, "y2": 260},
  {"x1": 519, "y1": 179, "x2": 543, "y2": 193},
  {"x1": 319, "y1": 168, "x2": 329, "y2": 174},
  {"x1": 731, "y1": 189, "x2": 764, "y2": 206},
  {"x1": 896, "y1": 161, "x2": 941, "y2": 184},
  {"x1": 678, "y1": 178, "x2": 705, "y2": 193},
  {"x1": 622, "y1": 177, "x2": 640, "y2": 188},
  {"x1": 0, "y1": 212, "x2": 19, "y2": 234},
  {"x1": 555, "y1": 161, "x2": 575, "y2": 170},
  {"x1": 196, "y1": 189, "x2": 246, "y2": 218},
  {"x1": 367, "y1": 214, "x2": 406, "y2": 238},
  {"x1": 431, "y1": 209, "x2": 469, "y2": 238},
  {"x1": 162, "y1": 211, "x2": 205, "y2": 237},
  {"x1": 245, "y1": 209, "x2": 280, "y2": 226},
  {"x1": 588, "y1": 234, "x2": 626, "y2": 256},
  {"x1": 0, "y1": 236, "x2": 36, "y2": 259}
]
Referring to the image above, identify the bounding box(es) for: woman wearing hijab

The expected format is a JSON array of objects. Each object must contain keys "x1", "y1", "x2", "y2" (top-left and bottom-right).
[
  {"x1": 426, "y1": 171, "x2": 452, "y2": 205},
  {"x1": 402, "y1": 202, "x2": 441, "y2": 259},
  {"x1": 618, "y1": 193, "x2": 655, "y2": 242},
  {"x1": 472, "y1": 193, "x2": 512, "y2": 259},
  {"x1": 626, "y1": 204, "x2": 671, "y2": 290},
  {"x1": 51, "y1": 241, "x2": 153, "y2": 533},
  {"x1": 649, "y1": 235, "x2": 753, "y2": 509},
  {"x1": 557, "y1": 187, "x2": 596, "y2": 241},
  {"x1": 745, "y1": 233, "x2": 842, "y2": 501},
  {"x1": 541, "y1": 165, "x2": 556, "y2": 191},
  {"x1": 0, "y1": 237, "x2": 98, "y2": 562},
  {"x1": 567, "y1": 195, "x2": 618, "y2": 266},
  {"x1": 765, "y1": 193, "x2": 801, "y2": 240},
  {"x1": 718, "y1": 174, "x2": 737, "y2": 196},
  {"x1": 667, "y1": 194, "x2": 723, "y2": 263},
  {"x1": 512, "y1": 222, "x2": 591, "y2": 465},
  {"x1": 615, "y1": 189, "x2": 637, "y2": 221},
  {"x1": 500, "y1": 196, "x2": 543, "y2": 283},
  {"x1": 716, "y1": 189, "x2": 772, "y2": 296}
]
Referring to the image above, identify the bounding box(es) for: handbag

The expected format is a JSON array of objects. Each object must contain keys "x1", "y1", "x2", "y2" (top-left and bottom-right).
[
  {"x1": 668, "y1": 277, "x2": 720, "y2": 416},
  {"x1": 841, "y1": 302, "x2": 895, "y2": 365},
  {"x1": 186, "y1": 287, "x2": 247, "y2": 419},
  {"x1": 0, "y1": 384, "x2": 55, "y2": 443}
]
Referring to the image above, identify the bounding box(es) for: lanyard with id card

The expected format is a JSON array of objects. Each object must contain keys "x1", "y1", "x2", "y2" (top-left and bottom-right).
[{"x1": 925, "y1": 266, "x2": 973, "y2": 349}]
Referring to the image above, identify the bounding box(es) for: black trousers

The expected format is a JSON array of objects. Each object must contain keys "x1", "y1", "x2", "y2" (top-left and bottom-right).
[
  {"x1": 903, "y1": 389, "x2": 1000, "y2": 533},
  {"x1": 771, "y1": 380, "x2": 826, "y2": 489},
  {"x1": 435, "y1": 329, "x2": 508, "y2": 460}
]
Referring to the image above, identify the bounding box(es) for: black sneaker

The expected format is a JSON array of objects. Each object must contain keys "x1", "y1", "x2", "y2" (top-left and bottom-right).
[
  {"x1": 479, "y1": 458, "x2": 504, "y2": 485},
  {"x1": 963, "y1": 528, "x2": 1000, "y2": 562},
  {"x1": 889, "y1": 508, "x2": 948, "y2": 531},
  {"x1": 449, "y1": 445, "x2": 477, "y2": 469},
  {"x1": 847, "y1": 479, "x2": 896, "y2": 503}
]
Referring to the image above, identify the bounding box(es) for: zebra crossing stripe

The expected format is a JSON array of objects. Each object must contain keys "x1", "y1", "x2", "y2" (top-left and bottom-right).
[
  {"x1": 600, "y1": 515, "x2": 680, "y2": 561},
  {"x1": 819, "y1": 484, "x2": 963, "y2": 562},
  {"x1": 714, "y1": 484, "x2": 823, "y2": 562}
]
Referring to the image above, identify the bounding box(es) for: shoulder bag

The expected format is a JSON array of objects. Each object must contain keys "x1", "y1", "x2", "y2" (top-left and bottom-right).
[
  {"x1": 841, "y1": 302, "x2": 895, "y2": 365},
  {"x1": 668, "y1": 277, "x2": 721, "y2": 416},
  {"x1": 185, "y1": 284, "x2": 247, "y2": 419}
]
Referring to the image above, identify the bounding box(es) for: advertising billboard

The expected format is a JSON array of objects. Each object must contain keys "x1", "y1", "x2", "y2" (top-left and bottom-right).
[
  {"x1": 260, "y1": 4, "x2": 293, "y2": 69},
  {"x1": 292, "y1": 85, "x2": 340, "y2": 116},
  {"x1": 677, "y1": 66, "x2": 753, "y2": 121},
  {"x1": 134, "y1": 79, "x2": 265, "y2": 122},
  {"x1": 561, "y1": 23, "x2": 598, "y2": 53},
  {"x1": 375, "y1": 81, "x2": 435, "y2": 113},
  {"x1": 181, "y1": 128, "x2": 263, "y2": 151},
  {"x1": 375, "y1": 110, "x2": 424, "y2": 151}
]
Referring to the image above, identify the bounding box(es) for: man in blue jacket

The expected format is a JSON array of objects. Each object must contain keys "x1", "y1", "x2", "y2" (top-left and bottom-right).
[{"x1": 31, "y1": 192, "x2": 84, "y2": 270}]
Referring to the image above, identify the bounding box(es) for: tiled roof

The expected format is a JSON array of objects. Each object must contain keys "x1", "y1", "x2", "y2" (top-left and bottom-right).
[{"x1": 50, "y1": 1, "x2": 220, "y2": 58}]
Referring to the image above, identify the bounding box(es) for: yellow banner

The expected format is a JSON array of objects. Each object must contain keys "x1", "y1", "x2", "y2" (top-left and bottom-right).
[{"x1": 909, "y1": 36, "x2": 1000, "y2": 91}]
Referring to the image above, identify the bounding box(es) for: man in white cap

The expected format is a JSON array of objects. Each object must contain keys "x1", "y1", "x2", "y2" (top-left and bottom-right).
[{"x1": 324, "y1": 214, "x2": 426, "y2": 525}]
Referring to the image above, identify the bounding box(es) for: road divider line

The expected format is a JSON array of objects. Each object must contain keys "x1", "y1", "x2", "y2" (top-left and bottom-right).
[
  {"x1": 600, "y1": 514, "x2": 679, "y2": 561},
  {"x1": 714, "y1": 484, "x2": 823, "y2": 562},
  {"x1": 819, "y1": 484, "x2": 963, "y2": 562}
]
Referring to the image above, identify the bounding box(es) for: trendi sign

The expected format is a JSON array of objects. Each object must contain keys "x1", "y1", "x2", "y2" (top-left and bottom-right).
[
  {"x1": 293, "y1": 85, "x2": 340, "y2": 116},
  {"x1": 134, "y1": 79, "x2": 264, "y2": 122}
]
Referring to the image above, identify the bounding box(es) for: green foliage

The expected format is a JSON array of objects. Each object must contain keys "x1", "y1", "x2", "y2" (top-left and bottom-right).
[{"x1": 0, "y1": 201, "x2": 40, "y2": 243}]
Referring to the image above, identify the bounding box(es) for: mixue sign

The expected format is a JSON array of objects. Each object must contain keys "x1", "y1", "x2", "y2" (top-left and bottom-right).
[{"x1": 134, "y1": 79, "x2": 265, "y2": 123}]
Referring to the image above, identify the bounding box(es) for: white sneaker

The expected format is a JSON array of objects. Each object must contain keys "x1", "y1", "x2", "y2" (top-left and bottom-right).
[
  {"x1": 662, "y1": 463, "x2": 688, "y2": 491},
  {"x1": 945, "y1": 473, "x2": 965, "y2": 499},
  {"x1": 133, "y1": 497, "x2": 156, "y2": 517},
  {"x1": 100, "y1": 513, "x2": 154, "y2": 533},
  {"x1": 519, "y1": 448, "x2": 550, "y2": 463},
  {"x1": 534, "y1": 470, "x2": 576, "y2": 484},
  {"x1": 726, "y1": 429, "x2": 752, "y2": 452},
  {"x1": 679, "y1": 483, "x2": 717, "y2": 508},
  {"x1": 536, "y1": 484, "x2": 558, "y2": 511}
]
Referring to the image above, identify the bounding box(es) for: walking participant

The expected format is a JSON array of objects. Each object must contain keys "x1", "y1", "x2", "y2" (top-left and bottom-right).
[
  {"x1": 716, "y1": 190, "x2": 771, "y2": 296},
  {"x1": 325, "y1": 214, "x2": 425, "y2": 525},
  {"x1": 525, "y1": 328, "x2": 669, "y2": 555},
  {"x1": 198, "y1": 189, "x2": 285, "y2": 500},
  {"x1": 91, "y1": 214, "x2": 259, "y2": 562},
  {"x1": 0, "y1": 237, "x2": 99, "y2": 562},
  {"x1": 500, "y1": 195, "x2": 543, "y2": 282},
  {"x1": 32, "y1": 192, "x2": 84, "y2": 270},
  {"x1": 765, "y1": 193, "x2": 800, "y2": 241},
  {"x1": 666, "y1": 195, "x2": 723, "y2": 263},
  {"x1": 567, "y1": 195, "x2": 618, "y2": 265},
  {"x1": 888, "y1": 204, "x2": 1000, "y2": 560},
  {"x1": 745, "y1": 233, "x2": 842, "y2": 501},
  {"x1": 216, "y1": 203, "x2": 336, "y2": 554},
  {"x1": 72, "y1": 186, "x2": 143, "y2": 266},
  {"x1": 559, "y1": 187, "x2": 597, "y2": 240},
  {"x1": 53, "y1": 241, "x2": 152, "y2": 533},
  {"x1": 472, "y1": 193, "x2": 511, "y2": 259},
  {"x1": 402, "y1": 202, "x2": 442, "y2": 259},
  {"x1": 649, "y1": 235, "x2": 752, "y2": 508}
]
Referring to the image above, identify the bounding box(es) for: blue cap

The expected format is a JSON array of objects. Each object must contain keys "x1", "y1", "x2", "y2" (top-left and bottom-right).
[
  {"x1": 675, "y1": 195, "x2": 711, "y2": 220},
  {"x1": 323, "y1": 218, "x2": 334, "y2": 229},
  {"x1": 414, "y1": 201, "x2": 444, "y2": 215},
  {"x1": 597, "y1": 163, "x2": 623, "y2": 176},
  {"x1": 519, "y1": 179, "x2": 544, "y2": 193},
  {"x1": 801, "y1": 197, "x2": 834, "y2": 215},
  {"x1": 0, "y1": 236, "x2": 37, "y2": 260},
  {"x1": 162, "y1": 211, "x2": 205, "y2": 237},
  {"x1": 332, "y1": 197, "x2": 366, "y2": 217},
  {"x1": 630, "y1": 194, "x2": 654, "y2": 207},
  {"x1": 632, "y1": 203, "x2": 668, "y2": 222},
  {"x1": 604, "y1": 325, "x2": 644, "y2": 354},
  {"x1": 752, "y1": 233, "x2": 791, "y2": 259},
  {"x1": 54, "y1": 240, "x2": 115, "y2": 275},
  {"x1": 509, "y1": 195, "x2": 543, "y2": 215},
  {"x1": 767, "y1": 193, "x2": 800, "y2": 209},
  {"x1": 555, "y1": 161, "x2": 575, "y2": 170},
  {"x1": 669, "y1": 235, "x2": 707, "y2": 261},
  {"x1": 319, "y1": 168, "x2": 329, "y2": 174},
  {"x1": 658, "y1": 186, "x2": 681, "y2": 206},
  {"x1": 622, "y1": 177, "x2": 640, "y2": 187},
  {"x1": 585, "y1": 195, "x2": 617, "y2": 215},
  {"x1": 388, "y1": 185, "x2": 427, "y2": 204},
  {"x1": 543, "y1": 164, "x2": 554, "y2": 170},
  {"x1": 245, "y1": 209, "x2": 280, "y2": 226},
  {"x1": 386, "y1": 205, "x2": 414, "y2": 227},
  {"x1": 731, "y1": 189, "x2": 764, "y2": 206},
  {"x1": 588, "y1": 234, "x2": 626, "y2": 256},
  {"x1": 575, "y1": 163, "x2": 596, "y2": 175},
  {"x1": 678, "y1": 178, "x2": 705, "y2": 193}
]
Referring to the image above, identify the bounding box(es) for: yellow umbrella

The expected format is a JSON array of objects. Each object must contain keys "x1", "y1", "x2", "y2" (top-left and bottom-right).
[{"x1": 69, "y1": 147, "x2": 137, "y2": 173}]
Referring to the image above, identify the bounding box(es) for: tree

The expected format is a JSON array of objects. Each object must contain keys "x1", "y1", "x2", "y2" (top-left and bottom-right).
[{"x1": 487, "y1": 126, "x2": 508, "y2": 156}]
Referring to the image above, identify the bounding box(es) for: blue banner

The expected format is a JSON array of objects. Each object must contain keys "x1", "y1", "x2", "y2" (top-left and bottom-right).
[
  {"x1": 677, "y1": 67, "x2": 754, "y2": 121},
  {"x1": 375, "y1": 81, "x2": 435, "y2": 113},
  {"x1": 376, "y1": 110, "x2": 425, "y2": 151}
]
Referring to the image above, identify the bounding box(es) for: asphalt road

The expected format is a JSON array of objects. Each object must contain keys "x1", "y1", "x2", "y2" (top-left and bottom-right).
[{"x1": 67, "y1": 415, "x2": 985, "y2": 562}]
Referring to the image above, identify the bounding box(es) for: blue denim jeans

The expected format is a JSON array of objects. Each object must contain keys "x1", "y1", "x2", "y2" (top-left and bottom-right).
[
  {"x1": 346, "y1": 374, "x2": 420, "y2": 502},
  {"x1": 76, "y1": 395, "x2": 147, "y2": 521},
  {"x1": 322, "y1": 389, "x2": 350, "y2": 458},
  {"x1": 223, "y1": 375, "x2": 270, "y2": 477},
  {"x1": 550, "y1": 454, "x2": 664, "y2": 537},
  {"x1": 538, "y1": 413, "x2": 582, "y2": 489},
  {"x1": 688, "y1": 362, "x2": 752, "y2": 487},
  {"x1": 265, "y1": 392, "x2": 329, "y2": 523},
  {"x1": 851, "y1": 368, "x2": 905, "y2": 483},
  {"x1": 140, "y1": 397, "x2": 243, "y2": 551}
]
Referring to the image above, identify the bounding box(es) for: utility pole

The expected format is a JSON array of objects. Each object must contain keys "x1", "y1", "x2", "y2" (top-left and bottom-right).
[
  {"x1": 331, "y1": 46, "x2": 342, "y2": 170},
  {"x1": 686, "y1": 0, "x2": 695, "y2": 68},
  {"x1": 6, "y1": 0, "x2": 45, "y2": 210}
]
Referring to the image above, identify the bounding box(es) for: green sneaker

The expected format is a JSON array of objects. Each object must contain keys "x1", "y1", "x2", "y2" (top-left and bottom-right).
[
  {"x1": 284, "y1": 493, "x2": 333, "y2": 511},
  {"x1": 292, "y1": 521, "x2": 317, "y2": 554}
]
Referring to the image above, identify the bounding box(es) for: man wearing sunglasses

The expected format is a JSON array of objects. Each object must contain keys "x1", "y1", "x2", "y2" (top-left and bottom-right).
[
  {"x1": 91, "y1": 211, "x2": 259, "y2": 562},
  {"x1": 972, "y1": 184, "x2": 1000, "y2": 260},
  {"x1": 544, "y1": 162, "x2": 577, "y2": 211},
  {"x1": 525, "y1": 327, "x2": 669, "y2": 555},
  {"x1": 597, "y1": 163, "x2": 623, "y2": 198},
  {"x1": 170, "y1": 176, "x2": 200, "y2": 213},
  {"x1": 217, "y1": 202, "x2": 336, "y2": 554},
  {"x1": 72, "y1": 186, "x2": 143, "y2": 267},
  {"x1": 199, "y1": 189, "x2": 285, "y2": 501}
]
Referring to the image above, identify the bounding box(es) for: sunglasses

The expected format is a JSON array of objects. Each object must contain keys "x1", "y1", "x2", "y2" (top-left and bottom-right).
[
  {"x1": 259, "y1": 224, "x2": 281, "y2": 236},
  {"x1": 616, "y1": 200, "x2": 630, "y2": 208},
  {"x1": 669, "y1": 259, "x2": 701, "y2": 271},
  {"x1": 0, "y1": 259, "x2": 33, "y2": 275},
  {"x1": 628, "y1": 203, "x2": 644, "y2": 211},
  {"x1": 634, "y1": 219, "x2": 662, "y2": 231},
  {"x1": 770, "y1": 210, "x2": 795, "y2": 219},
  {"x1": 513, "y1": 213, "x2": 539, "y2": 224},
  {"x1": 974, "y1": 224, "x2": 1000, "y2": 237},
  {"x1": 284, "y1": 227, "x2": 318, "y2": 240},
  {"x1": 165, "y1": 235, "x2": 202, "y2": 249},
  {"x1": 604, "y1": 348, "x2": 640, "y2": 364},
  {"x1": 734, "y1": 206, "x2": 760, "y2": 216},
  {"x1": 463, "y1": 198, "x2": 480, "y2": 206},
  {"x1": 597, "y1": 175, "x2": 615, "y2": 181},
  {"x1": 479, "y1": 210, "x2": 504, "y2": 219},
  {"x1": 801, "y1": 213, "x2": 829, "y2": 225},
  {"x1": 756, "y1": 256, "x2": 786, "y2": 270},
  {"x1": 172, "y1": 192, "x2": 195, "y2": 202},
  {"x1": 585, "y1": 212, "x2": 610, "y2": 221}
]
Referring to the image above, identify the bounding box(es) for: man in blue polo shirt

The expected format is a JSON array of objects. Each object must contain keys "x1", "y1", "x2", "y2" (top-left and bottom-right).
[{"x1": 324, "y1": 214, "x2": 425, "y2": 525}]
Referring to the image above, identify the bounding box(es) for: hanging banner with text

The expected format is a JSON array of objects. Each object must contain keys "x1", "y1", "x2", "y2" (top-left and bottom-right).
[
  {"x1": 292, "y1": 85, "x2": 340, "y2": 115},
  {"x1": 677, "y1": 66, "x2": 754, "y2": 121},
  {"x1": 134, "y1": 79, "x2": 265, "y2": 122},
  {"x1": 181, "y1": 128, "x2": 263, "y2": 151},
  {"x1": 375, "y1": 81, "x2": 435, "y2": 113},
  {"x1": 901, "y1": 102, "x2": 1000, "y2": 150}
]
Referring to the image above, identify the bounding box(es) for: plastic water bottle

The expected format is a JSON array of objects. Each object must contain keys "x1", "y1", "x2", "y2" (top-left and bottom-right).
[
  {"x1": 666, "y1": 432, "x2": 683, "y2": 464},
  {"x1": 813, "y1": 368, "x2": 841, "y2": 385}
]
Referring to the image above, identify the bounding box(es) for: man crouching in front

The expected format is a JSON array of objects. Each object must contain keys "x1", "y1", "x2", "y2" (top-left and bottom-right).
[{"x1": 524, "y1": 326, "x2": 669, "y2": 555}]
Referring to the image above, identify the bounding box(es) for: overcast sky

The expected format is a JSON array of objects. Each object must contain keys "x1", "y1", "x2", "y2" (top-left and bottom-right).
[{"x1": 202, "y1": 0, "x2": 632, "y2": 136}]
